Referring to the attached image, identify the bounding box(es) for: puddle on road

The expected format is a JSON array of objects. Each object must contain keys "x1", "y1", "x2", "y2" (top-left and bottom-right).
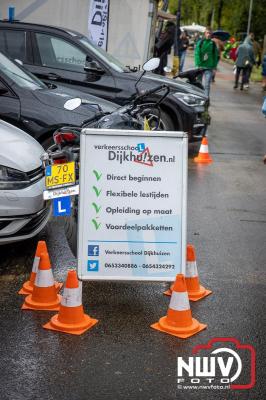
[{"x1": 0, "y1": 274, "x2": 17, "y2": 282}]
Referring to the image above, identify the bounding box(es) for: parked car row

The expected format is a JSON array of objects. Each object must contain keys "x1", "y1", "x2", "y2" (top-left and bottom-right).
[
  {"x1": 0, "y1": 52, "x2": 119, "y2": 244},
  {"x1": 0, "y1": 21, "x2": 210, "y2": 245},
  {"x1": 0, "y1": 20, "x2": 210, "y2": 143}
]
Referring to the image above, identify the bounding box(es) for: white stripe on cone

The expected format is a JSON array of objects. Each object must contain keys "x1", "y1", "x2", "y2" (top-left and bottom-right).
[
  {"x1": 169, "y1": 291, "x2": 190, "y2": 311},
  {"x1": 35, "y1": 269, "x2": 55, "y2": 287},
  {"x1": 61, "y1": 284, "x2": 82, "y2": 307},
  {"x1": 32, "y1": 256, "x2": 40, "y2": 273},
  {"x1": 186, "y1": 261, "x2": 198, "y2": 278},
  {"x1": 199, "y1": 144, "x2": 209, "y2": 154}
]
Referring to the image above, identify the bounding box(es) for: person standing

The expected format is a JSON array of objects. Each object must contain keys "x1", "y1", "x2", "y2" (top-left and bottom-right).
[
  {"x1": 179, "y1": 31, "x2": 189, "y2": 72},
  {"x1": 194, "y1": 27, "x2": 219, "y2": 97},
  {"x1": 154, "y1": 21, "x2": 175, "y2": 76},
  {"x1": 244, "y1": 34, "x2": 257, "y2": 88},
  {"x1": 234, "y1": 38, "x2": 255, "y2": 90},
  {"x1": 212, "y1": 37, "x2": 224, "y2": 82}
]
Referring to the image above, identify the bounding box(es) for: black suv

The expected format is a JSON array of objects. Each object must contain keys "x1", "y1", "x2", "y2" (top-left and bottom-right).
[{"x1": 0, "y1": 21, "x2": 210, "y2": 140}]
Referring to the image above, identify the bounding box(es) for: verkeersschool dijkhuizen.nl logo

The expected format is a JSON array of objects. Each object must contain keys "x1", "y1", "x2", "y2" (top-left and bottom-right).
[
  {"x1": 177, "y1": 338, "x2": 256, "y2": 391},
  {"x1": 93, "y1": 143, "x2": 176, "y2": 165}
]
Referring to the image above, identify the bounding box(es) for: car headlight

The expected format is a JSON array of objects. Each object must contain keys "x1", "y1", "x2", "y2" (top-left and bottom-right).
[
  {"x1": 173, "y1": 92, "x2": 206, "y2": 107},
  {"x1": 0, "y1": 165, "x2": 30, "y2": 189}
]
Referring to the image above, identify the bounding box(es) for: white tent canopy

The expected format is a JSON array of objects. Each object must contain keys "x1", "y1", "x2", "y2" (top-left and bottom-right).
[{"x1": 181, "y1": 23, "x2": 206, "y2": 33}]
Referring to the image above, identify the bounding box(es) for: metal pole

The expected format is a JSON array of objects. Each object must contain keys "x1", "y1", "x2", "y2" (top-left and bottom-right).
[
  {"x1": 211, "y1": 2, "x2": 215, "y2": 29},
  {"x1": 247, "y1": 0, "x2": 253, "y2": 35},
  {"x1": 173, "y1": 0, "x2": 182, "y2": 75}
]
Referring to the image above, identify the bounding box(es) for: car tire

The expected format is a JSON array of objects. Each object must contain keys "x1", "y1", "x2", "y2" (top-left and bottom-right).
[
  {"x1": 64, "y1": 213, "x2": 78, "y2": 257},
  {"x1": 145, "y1": 109, "x2": 176, "y2": 131},
  {"x1": 64, "y1": 196, "x2": 78, "y2": 257},
  {"x1": 159, "y1": 110, "x2": 176, "y2": 131}
]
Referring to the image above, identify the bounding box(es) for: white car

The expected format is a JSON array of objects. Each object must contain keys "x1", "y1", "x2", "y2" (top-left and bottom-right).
[{"x1": 0, "y1": 120, "x2": 51, "y2": 244}]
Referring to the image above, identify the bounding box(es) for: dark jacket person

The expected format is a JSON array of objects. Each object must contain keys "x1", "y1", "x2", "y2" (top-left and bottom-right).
[
  {"x1": 234, "y1": 37, "x2": 255, "y2": 90},
  {"x1": 154, "y1": 21, "x2": 175, "y2": 75}
]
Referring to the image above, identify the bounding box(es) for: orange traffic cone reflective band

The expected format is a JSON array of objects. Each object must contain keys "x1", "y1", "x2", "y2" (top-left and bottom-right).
[
  {"x1": 18, "y1": 241, "x2": 62, "y2": 295},
  {"x1": 194, "y1": 136, "x2": 213, "y2": 163},
  {"x1": 43, "y1": 270, "x2": 98, "y2": 335},
  {"x1": 186, "y1": 244, "x2": 212, "y2": 301},
  {"x1": 151, "y1": 274, "x2": 207, "y2": 338},
  {"x1": 22, "y1": 252, "x2": 61, "y2": 311}
]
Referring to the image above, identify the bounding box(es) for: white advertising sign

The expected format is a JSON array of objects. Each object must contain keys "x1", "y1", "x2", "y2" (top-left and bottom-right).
[
  {"x1": 88, "y1": 0, "x2": 109, "y2": 50},
  {"x1": 78, "y1": 129, "x2": 188, "y2": 281}
]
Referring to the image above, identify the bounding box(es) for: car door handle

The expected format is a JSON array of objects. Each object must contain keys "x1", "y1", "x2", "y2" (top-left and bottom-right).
[{"x1": 47, "y1": 73, "x2": 59, "y2": 80}]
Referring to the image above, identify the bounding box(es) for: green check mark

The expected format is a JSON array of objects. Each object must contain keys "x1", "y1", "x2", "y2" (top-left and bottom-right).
[
  {"x1": 93, "y1": 169, "x2": 102, "y2": 181},
  {"x1": 92, "y1": 219, "x2": 101, "y2": 230},
  {"x1": 92, "y1": 202, "x2": 101, "y2": 213},
  {"x1": 92, "y1": 186, "x2": 102, "y2": 197}
]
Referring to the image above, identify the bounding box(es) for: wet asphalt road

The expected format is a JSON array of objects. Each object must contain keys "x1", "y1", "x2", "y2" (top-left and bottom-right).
[{"x1": 0, "y1": 58, "x2": 266, "y2": 400}]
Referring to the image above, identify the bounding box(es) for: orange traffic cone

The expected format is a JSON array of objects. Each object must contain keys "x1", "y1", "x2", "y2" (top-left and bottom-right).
[
  {"x1": 163, "y1": 284, "x2": 173, "y2": 296},
  {"x1": 18, "y1": 241, "x2": 62, "y2": 295},
  {"x1": 185, "y1": 244, "x2": 212, "y2": 301},
  {"x1": 194, "y1": 136, "x2": 213, "y2": 164},
  {"x1": 22, "y1": 252, "x2": 61, "y2": 311},
  {"x1": 151, "y1": 274, "x2": 206, "y2": 338},
  {"x1": 164, "y1": 244, "x2": 212, "y2": 301},
  {"x1": 43, "y1": 270, "x2": 98, "y2": 335}
]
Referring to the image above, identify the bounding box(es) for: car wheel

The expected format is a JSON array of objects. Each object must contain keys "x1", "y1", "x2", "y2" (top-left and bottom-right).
[
  {"x1": 146, "y1": 109, "x2": 176, "y2": 131},
  {"x1": 64, "y1": 198, "x2": 78, "y2": 257},
  {"x1": 64, "y1": 215, "x2": 78, "y2": 257}
]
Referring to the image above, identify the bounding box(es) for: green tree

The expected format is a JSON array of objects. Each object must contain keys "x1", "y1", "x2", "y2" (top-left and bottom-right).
[{"x1": 167, "y1": 0, "x2": 266, "y2": 39}]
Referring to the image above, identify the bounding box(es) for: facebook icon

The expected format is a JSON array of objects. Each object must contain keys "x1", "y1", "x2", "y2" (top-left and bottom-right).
[{"x1": 88, "y1": 245, "x2": 99, "y2": 256}]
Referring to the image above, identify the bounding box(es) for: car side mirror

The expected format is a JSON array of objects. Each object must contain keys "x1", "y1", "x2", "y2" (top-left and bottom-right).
[{"x1": 84, "y1": 57, "x2": 104, "y2": 72}]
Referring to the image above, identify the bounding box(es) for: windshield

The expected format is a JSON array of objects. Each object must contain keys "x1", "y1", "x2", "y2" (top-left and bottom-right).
[
  {"x1": 78, "y1": 37, "x2": 130, "y2": 73},
  {"x1": 0, "y1": 53, "x2": 46, "y2": 90}
]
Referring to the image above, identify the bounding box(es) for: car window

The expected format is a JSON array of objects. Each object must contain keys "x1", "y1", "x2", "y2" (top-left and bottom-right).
[
  {"x1": 0, "y1": 30, "x2": 27, "y2": 62},
  {"x1": 0, "y1": 52, "x2": 46, "y2": 90},
  {"x1": 0, "y1": 79, "x2": 11, "y2": 95},
  {"x1": 36, "y1": 33, "x2": 86, "y2": 72},
  {"x1": 0, "y1": 31, "x2": 6, "y2": 53},
  {"x1": 79, "y1": 36, "x2": 130, "y2": 73}
]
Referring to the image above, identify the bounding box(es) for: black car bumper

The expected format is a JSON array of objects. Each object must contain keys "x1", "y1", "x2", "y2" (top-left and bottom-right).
[{"x1": 178, "y1": 103, "x2": 210, "y2": 142}]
